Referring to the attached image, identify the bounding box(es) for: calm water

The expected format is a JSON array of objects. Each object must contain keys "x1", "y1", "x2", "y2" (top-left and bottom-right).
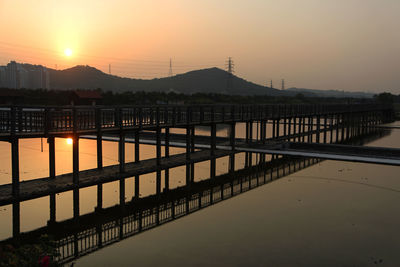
[{"x1": 1, "y1": 122, "x2": 399, "y2": 266}]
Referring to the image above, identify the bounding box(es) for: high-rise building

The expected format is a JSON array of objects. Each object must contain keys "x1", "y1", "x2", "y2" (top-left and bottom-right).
[
  {"x1": 6, "y1": 61, "x2": 18, "y2": 89},
  {"x1": 0, "y1": 66, "x2": 6, "y2": 87},
  {"x1": 17, "y1": 65, "x2": 29, "y2": 88},
  {"x1": 0, "y1": 61, "x2": 50, "y2": 89}
]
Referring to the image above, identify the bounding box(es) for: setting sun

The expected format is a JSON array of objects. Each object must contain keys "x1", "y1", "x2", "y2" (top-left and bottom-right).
[
  {"x1": 64, "y1": 48, "x2": 73, "y2": 57},
  {"x1": 66, "y1": 138, "x2": 73, "y2": 145}
]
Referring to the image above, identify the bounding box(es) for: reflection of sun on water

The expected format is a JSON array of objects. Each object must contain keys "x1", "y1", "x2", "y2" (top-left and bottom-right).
[{"x1": 66, "y1": 138, "x2": 73, "y2": 145}]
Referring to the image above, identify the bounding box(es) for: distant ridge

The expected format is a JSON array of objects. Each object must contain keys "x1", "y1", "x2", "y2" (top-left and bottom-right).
[
  {"x1": 286, "y1": 87, "x2": 374, "y2": 98},
  {"x1": 49, "y1": 66, "x2": 282, "y2": 96}
]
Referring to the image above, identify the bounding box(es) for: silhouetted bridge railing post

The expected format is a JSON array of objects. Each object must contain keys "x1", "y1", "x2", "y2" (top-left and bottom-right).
[{"x1": 0, "y1": 103, "x2": 395, "y2": 239}]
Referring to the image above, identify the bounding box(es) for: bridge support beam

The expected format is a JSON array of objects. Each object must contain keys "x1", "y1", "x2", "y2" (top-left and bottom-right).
[
  {"x1": 210, "y1": 123, "x2": 216, "y2": 179},
  {"x1": 73, "y1": 135, "x2": 79, "y2": 185},
  {"x1": 156, "y1": 126, "x2": 161, "y2": 195},
  {"x1": 96, "y1": 126, "x2": 103, "y2": 210},
  {"x1": 48, "y1": 136, "x2": 56, "y2": 224},
  {"x1": 134, "y1": 130, "x2": 140, "y2": 199},
  {"x1": 191, "y1": 126, "x2": 195, "y2": 183},
  {"x1": 164, "y1": 127, "x2": 170, "y2": 191},
  {"x1": 323, "y1": 115, "x2": 327, "y2": 143},
  {"x1": 186, "y1": 125, "x2": 191, "y2": 187}
]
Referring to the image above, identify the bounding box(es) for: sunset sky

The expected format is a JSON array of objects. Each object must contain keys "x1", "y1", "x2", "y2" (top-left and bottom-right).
[{"x1": 0, "y1": 0, "x2": 399, "y2": 93}]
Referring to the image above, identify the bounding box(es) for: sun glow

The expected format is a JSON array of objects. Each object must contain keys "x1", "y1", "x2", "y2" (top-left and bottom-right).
[
  {"x1": 66, "y1": 138, "x2": 73, "y2": 145},
  {"x1": 64, "y1": 48, "x2": 73, "y2": 57}
]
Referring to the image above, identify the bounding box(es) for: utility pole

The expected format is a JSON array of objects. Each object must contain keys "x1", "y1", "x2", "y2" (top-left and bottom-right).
[
  {"x1": 168, "y1": 58, "x2": 173, "y2": 77},
  {"x1": 270, "y1": 80, "x2": 273, "y2": 89},
  {"x1": 225, "y1": 57, "x2": 234, "y2": 91},
  {"x1": 109, "y1": 64, "x2": 111, "y2": 75},
  {"x1": 281, "y1": 79, "x2": 285, "y2": 90}
]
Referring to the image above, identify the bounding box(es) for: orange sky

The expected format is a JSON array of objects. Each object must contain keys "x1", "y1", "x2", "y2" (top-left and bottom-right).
[{"x1": 0, "y1": 0, "x2": 399, "y2": 93}]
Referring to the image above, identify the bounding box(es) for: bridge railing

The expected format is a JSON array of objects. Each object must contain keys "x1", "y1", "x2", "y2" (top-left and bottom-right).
[{"x1": 0, "y1": 104, "x2": 392, "y2": 136}]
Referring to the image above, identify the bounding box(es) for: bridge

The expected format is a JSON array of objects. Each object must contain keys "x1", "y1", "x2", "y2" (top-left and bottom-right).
[{"x1": 0, "y1": 103, "x2": 396, "y2": 244}]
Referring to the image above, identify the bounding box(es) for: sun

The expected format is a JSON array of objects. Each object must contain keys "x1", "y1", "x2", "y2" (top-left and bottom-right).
[
  {"x1": 66, "y1": 138, "x2": 73, "y2": 145},
  {"x1": 64, "y1": 48, "x2": 73, "y2": 57}
]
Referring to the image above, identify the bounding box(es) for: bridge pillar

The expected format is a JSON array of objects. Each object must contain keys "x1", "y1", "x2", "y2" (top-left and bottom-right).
[
  {"x1": 283, "y1": 106, "x2": 287, "y2": 138},
  {"x1": 97, "y1": 224, "x2": 103, "y2": 248},
  {"x1": 119, "y1": 133, "x2": 125, "y2": 173},
  {"x1": 343, "y1": 114, "x2": 347, "y2": 141},
  {"x1": 345, "y1": 113, "x2": 349, "y2": 141},
  {"x1": 245, "y1": 121, "x2": 249, "y2": 167},
  {"x1": 134, "y1": 130, "x2": 140, "y2": 199},
  {"x1": 272, "y1": 119, "x2": 276, "y2": 139},
  {"x1": 330, "y1": 115, "x2": 334, "y2": 144},
  {"x1": 335, "y1": 115, "x2": 339, "y2": 143},
  {"x1": 96, "y1": 111, "x2": 103, "y2": 209},
  {"x1": 210, "y1": 123, "x2": 216, "y2": 179},
  {"x1": 73, "y1": 188, "x2": 79, "y2": 220},
  {"x1": 97, "y1": 183, "x2": 103, "y2": 211},
  {"x1": 260, "y1": 120, "x2": 266, "y2": 166},
  {"x1": 119, "y1": 132, "x2": 126, "y2": 206},
  {"x1": 229, "y1": 122, "x2": 236, "y2": 174},
  {"x1": 96, "y1": 108, "x2": 103, "y2": 170},
  {"x1": 72, "y1": 135, "x2": 79, "y2": 185},
  {"x1": 48, "y1": 136, "x2": 56, "y2": 224},
  {"x1": 316, "y1": 116, "x2": 320, "y2": 143},
  {"x1": 186, "y1": 126, "x2": 191, "y2": 187},
  {"x1": 164, "y1": 127, "x2": 170, "y2": 191},
  {"x1": 191, "y1": 126, "x2": 195, "y2": 183},
  {"x1": 11, "y1": 138, "x2": 19, "y2": 199},
  {"x1": 276, "y1": 119, "x2": 280, "y2": 139},
  {"x1": 323, "y1": 115, "x2": 327, "y2": 143},
  {"x1": 12, "y1": 202, "x2": 20, "y2": 238},
  {"x1": 156, "y1": 126, "x2": 162, "y2": 196},
  {"x1": 249, "y1": 121, "x2": 253, "y2": 166}
]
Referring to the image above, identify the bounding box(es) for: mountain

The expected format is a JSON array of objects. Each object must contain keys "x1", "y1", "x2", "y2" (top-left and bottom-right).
[
  {"x1": 286, "y1": 87, "x2": 374, "y2": 98},
  {"x1": 2, "y1": 62, "x2": 376, "y2": 98},
  {"x1": 49, "y1": 66, "x2": 283, "y2": 96}
]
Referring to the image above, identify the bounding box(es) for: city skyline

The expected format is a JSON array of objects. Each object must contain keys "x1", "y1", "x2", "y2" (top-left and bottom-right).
[{"x1": 0, "y1": 0, "x2": 399, "y2": 93}]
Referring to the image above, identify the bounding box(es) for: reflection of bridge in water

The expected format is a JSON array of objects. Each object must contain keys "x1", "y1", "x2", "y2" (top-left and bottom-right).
[
  {"x1": 0, "y1": 103, "x2": 397, "y2": 263},
  {"x1": 6, "y1": 156, "x2": 323, "y2": 264}
]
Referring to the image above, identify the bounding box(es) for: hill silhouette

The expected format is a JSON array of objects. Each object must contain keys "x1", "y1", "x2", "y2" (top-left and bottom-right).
[{"x1": 49, "y1": 66, "x2": 283, "y2": 96}]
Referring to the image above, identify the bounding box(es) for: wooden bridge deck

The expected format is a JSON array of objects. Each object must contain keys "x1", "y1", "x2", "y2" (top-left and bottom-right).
[
  {"x1": 0, "y1": 149, "x2": 231, "y2": 206},
  {"x1": 236, "y1": 141, "x2": 400, "y2": 166}
]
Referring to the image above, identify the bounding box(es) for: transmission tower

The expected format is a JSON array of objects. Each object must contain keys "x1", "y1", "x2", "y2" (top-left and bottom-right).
[
  {"x1": 225, "y1": 57, "x2": 234, "y2": 91},
  {"x1": 168, "y1": 58, "x2": 173, "y2": 77},
  {"x1": 281, "y1": 79, "x2": 285, "y2": 90},
  {"x1": 270, "y1": 80, "x2": 273, "y2": 89},
  {"x1": 109, "y1": 64, "x2": 111, "y2": 75}
]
